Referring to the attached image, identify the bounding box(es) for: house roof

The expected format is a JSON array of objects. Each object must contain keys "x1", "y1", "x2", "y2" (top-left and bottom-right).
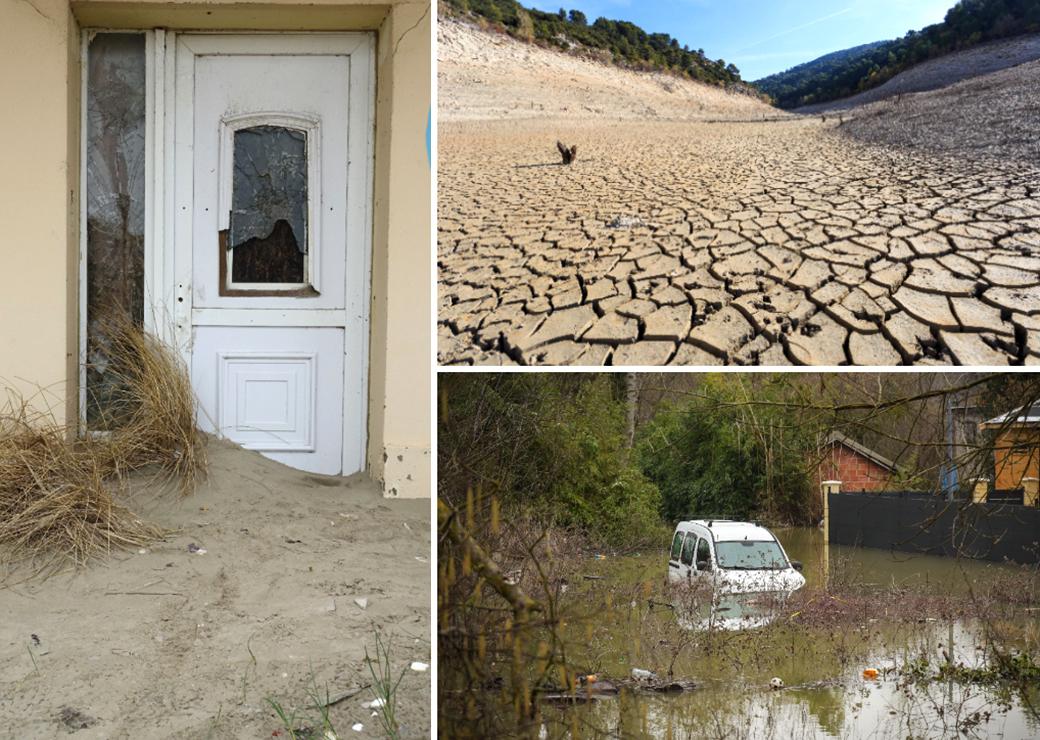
[
  {"x1": 824, "y1": 431, "x2": 897, "y2": 472},
  {"x1": 979, "y1": 404, "x2": 1040, "y2": 430}
]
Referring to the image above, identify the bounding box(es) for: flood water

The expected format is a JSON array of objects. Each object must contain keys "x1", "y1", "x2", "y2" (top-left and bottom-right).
[{"x1": 540, "y1": 528, "x2": 1040, "y2": 739}]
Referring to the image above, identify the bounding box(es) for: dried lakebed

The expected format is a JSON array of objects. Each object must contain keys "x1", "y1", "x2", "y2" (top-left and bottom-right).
[{"x1": 438, "y1": 119, "x2": 1040, "y2": 366}]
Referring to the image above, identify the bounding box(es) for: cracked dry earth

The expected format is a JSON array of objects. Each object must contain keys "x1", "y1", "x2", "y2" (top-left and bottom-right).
[{"x1": 438, "y1": 118, "x2": 1040, "y2": 366}]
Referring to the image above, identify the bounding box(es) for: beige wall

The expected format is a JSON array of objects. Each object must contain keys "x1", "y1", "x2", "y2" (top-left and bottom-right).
[
  {"x1": 0, "y1": 0, "x2": 431, "y2": 498},
  {"x1": 368, "y1": 1, "x2": 432, "y2": 498},
  {"x1": 0, "y1": 0, "x2": 79, "y2": 422}
]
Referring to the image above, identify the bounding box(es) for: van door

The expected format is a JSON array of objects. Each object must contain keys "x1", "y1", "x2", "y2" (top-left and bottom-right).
[
  {"x1": 667, "y1": 530, "x2": 685, "y2": 582},
  {"x1": 678, "y1": 532, "x2": 697, "y2": 581}
]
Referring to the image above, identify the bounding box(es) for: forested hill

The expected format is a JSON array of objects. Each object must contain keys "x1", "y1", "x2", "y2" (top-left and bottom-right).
[
  {"x1": 442, "y1": 0, "x2": 745, "y2": 89},
  {"x1": 755, "y1": 0, "x2": 1040, "y2": 109}
]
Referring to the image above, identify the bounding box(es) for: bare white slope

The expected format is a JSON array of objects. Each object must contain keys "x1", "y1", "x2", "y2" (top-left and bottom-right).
[
  {"x1": 439, "y1": 18, "x2": 781, "y2": 123},
  {"x1": 842, "y1": 56, "x2": 1040, "y2": 163}
]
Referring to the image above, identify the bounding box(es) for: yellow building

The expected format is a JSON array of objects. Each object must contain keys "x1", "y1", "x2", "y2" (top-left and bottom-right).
[
  {"x1": 980, "y1": 404, "x2": 1040, "y2": 498},
  {"x1": 0, "y1": 0, "x2": 431, "y2": 497}
]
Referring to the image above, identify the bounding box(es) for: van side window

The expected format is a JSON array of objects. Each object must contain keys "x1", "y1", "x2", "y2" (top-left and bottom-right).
[
  {"x1": 680, "y1": 533, "x2": 696, "y2": 566},
  {"x1": 696, "y1": 538, "x2": 712, "y2": 571},
  {"x1": 670, "y1": 531, "x2": 684, "y2": 561}
]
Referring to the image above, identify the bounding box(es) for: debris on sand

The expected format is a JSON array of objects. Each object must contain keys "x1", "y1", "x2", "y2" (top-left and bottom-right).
[
  {"x1": 318, "y1": 686, "x2": 366, "y2": 708},
  {"x1": 607, "y1": 215, "x2": 645, "y2": 229},
  {"x1": 58, "y1": 706, "x2": 96, "y2": 730},
  {"x1": 556, "y1": 140, "x2": 578, "y2": 164}
]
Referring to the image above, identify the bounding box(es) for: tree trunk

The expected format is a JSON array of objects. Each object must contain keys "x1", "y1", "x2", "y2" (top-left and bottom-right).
[{"x1": 626, "y1": 373, "x2": 639, "y2": 449}]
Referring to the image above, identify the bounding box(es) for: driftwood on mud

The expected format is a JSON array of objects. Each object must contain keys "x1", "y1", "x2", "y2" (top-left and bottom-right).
[
  {"x1": 556, "y1": 141, "x2": 578, "y2": 164},
  {"x1": 538, "y1": 676, "x2": 696, "y2": 703}
]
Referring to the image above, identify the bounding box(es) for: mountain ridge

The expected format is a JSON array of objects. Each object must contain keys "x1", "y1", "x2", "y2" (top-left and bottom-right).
[{"x1": 754, "y1": 0, "x2": 1040, "y2": 109}]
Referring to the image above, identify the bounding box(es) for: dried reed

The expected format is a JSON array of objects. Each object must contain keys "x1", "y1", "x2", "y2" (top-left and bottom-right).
[
  {"x1": 96, "y1": 314, "x2": 206, "y2": 494},
  {"x1": 0, "y1": 318, "x2": 205, "y2": 576}
]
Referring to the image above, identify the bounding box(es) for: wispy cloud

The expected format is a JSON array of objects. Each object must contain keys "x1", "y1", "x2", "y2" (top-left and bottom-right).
[
  {"x1": 731, "y1": 50, "x2": 829, "y2": 63},
  {"x1": 732, "y1": 6, "x2": 855, "y2": 53}
]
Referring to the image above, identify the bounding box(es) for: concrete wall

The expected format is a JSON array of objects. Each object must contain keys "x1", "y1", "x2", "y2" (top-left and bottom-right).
[{"x1": 0, "y1": 0, "x2": 431, "y2": 498}]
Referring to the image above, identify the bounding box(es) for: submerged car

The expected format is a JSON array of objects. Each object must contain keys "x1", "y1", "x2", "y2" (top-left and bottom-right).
[{"x1": 667, "y1": 519, "x2": 805, "y2": 630}]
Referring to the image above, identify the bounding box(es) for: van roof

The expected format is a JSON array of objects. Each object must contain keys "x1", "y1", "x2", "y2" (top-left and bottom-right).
[{"x1": 681, "y1": 520, "x2": 776, "y2": 542}]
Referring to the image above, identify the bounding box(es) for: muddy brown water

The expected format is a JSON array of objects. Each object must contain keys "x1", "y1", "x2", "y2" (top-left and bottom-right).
[{"x1": 537, "y1": 527, "x2": 1040, "y2": 739}]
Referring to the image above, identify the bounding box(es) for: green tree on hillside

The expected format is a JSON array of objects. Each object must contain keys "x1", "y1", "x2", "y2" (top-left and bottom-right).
[
  {"x1": 443, "y1": 0, "x2": 748, "y2": 88},
  {"x1": 756, "y1": 0, "x2": 1040, "y2": 108},
  {"x1": 637, "y1": 377, "x2": 817, "y2": 525}
]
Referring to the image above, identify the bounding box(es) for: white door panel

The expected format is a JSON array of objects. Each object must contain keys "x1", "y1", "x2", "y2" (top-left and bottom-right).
[
  {"x1": 173, "y1": 33, "x2": 373, "y2": 476},
  {"x1": 192, "y1": 327, "x2": 344, "y2": 474}
]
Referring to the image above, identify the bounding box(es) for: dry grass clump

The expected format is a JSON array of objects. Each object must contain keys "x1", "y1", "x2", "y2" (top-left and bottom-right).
[
  {"x1": 0, "y1": 318, "x2": 206, "y2": 575},
  {"x1": 97, "y1": 315, "x2": 206, "y2": 494},
  {"x1": 0, "y1": 400, "x2": 163, "y2": 574}
]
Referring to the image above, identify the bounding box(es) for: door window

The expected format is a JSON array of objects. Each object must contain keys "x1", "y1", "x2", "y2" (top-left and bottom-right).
[
  {"x1": 696, "y1": 537, "x2": 712, "y2": 571},
  {"x1": 84, "y1": 32, "x2": 146, "y2": 429},
  {"x1": 226, "y1": 125, "x2": 310, "y2": 288},
  {"x1": 680, "y1": 533, "x2": 696, "y2": 567},
  {"x1": 670, "y1": 531, "x2": 684, "y2": 561}
]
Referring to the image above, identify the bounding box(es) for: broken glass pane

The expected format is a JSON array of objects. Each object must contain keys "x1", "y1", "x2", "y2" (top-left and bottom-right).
[
  {"x1": 229, "y1": 125, "x2": 308, "y2": 284},
  {"x1": 85, "y1": 32, "x2": 146, "y2": 429}
]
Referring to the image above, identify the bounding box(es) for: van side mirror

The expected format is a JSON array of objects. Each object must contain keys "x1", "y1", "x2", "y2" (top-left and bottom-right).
[
  {"x1": 791, "y1": 560, "x2": 803, "y2": 572},
  {"x1": 697, "y1": 560, "x2": 710, "y2": 571}
]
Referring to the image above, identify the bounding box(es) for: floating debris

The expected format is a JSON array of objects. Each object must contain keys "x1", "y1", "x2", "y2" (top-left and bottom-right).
[{"x1": 631, "y1": 668, "x2": 657, "y2": 682}]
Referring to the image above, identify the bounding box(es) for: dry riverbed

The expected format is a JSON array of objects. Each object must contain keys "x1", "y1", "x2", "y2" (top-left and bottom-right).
[{"x1": 439, "y1": 117, "x2": 1040, "y2": 366}]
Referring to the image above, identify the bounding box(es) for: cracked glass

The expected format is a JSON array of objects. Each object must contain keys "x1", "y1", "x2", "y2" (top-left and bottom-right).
[
  {"x1": 229, "y1": 125, "x2": 308, "y2": 284},
  {"x1": 85, "y1": 32, "x2": 146, "y2": 428}
]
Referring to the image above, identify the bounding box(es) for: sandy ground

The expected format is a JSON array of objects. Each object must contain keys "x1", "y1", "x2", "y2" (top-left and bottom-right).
[
  {"x1": 438, "y1": 21, "x2": 1040, "y2": 366},
  {"x1": 0, "y1": 439, "x2": 430, "y2": 739}
]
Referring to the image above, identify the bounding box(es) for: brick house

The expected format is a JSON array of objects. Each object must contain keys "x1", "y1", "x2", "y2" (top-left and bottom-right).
[{"x1": 816, "y1": 431, "x2": 897, "y2": 492}]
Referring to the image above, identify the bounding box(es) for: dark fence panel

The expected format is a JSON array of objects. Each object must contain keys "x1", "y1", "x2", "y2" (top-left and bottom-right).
[
  {"x1": 991, "y1": 488, "x2": 1025, "y2": 505},
  {"x1": 829, "y1": 491, "x2": 1040, "y2": 564}
]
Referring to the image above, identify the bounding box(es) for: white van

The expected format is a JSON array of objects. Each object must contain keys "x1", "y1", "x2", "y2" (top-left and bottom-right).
[{"x1": 667, "y1": 519, "x2": 806, "y2": 594}]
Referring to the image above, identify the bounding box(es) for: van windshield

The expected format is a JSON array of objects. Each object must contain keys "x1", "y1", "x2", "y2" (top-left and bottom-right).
[{"x1": 714, "y1": 540, "x2": 788, "y2": 570}]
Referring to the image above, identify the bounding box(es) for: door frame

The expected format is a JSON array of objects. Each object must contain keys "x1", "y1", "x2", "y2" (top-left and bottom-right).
[{"x1": 79, "y1": 29, "x2": 376, "y2": 476}]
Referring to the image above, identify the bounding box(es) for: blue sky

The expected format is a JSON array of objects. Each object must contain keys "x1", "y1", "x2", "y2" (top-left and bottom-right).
[{"x1": 526, "y1": 0, "x2": 956, "y2": 80}]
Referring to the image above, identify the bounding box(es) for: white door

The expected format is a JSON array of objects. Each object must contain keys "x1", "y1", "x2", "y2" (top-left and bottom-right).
[{"x1": 173, "y1": 34, "x2": 373, "y2": 475}]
